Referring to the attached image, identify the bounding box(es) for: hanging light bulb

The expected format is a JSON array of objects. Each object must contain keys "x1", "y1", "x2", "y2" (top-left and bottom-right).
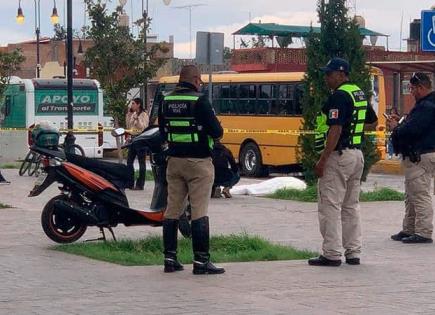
[
  {"x1": 51, "y1": 0, "x2": 59, "y2": 25},
  {"x1": 16, "y1": 0, "x2": 25, "y2": 25}
]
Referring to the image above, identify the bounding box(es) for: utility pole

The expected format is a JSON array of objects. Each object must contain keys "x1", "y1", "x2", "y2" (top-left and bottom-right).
[
  {"x1": 35, "y1": 0, "x2": 41, "y2": 78},
  {"x1": 143, "y1": 9, "x2": 148, "y2": 110},
  {"x1": 67, "y1": 0, "x2": 73, "y2": 130},
  {"x1": 142, "y1": 0, "x2": 148, "y2": 110}
]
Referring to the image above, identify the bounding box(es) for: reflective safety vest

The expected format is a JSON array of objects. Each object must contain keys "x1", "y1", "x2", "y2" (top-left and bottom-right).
[
  {"x1": 314, "y1": 112, "x2": 329, "y2": 153},
  {"x1": 315, "y1": 83, "x2": 368, "y2": 153},
  {"x1": 161, "y1": 93, "x2": 214, "y2": 151}
]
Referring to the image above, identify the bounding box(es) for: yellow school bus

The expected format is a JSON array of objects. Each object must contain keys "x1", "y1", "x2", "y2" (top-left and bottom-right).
[{"x1": 153, "y1": 69, "x2": 386, "y2": 176}]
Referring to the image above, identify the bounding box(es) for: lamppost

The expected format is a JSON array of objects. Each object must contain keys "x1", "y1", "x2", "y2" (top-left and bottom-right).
[
  {"x1": 141, "y1": 0, "x2": 148, "y2": 109},
  {"x1": 138, "y1": 0, "x2": 171, "y2": 108},
  {"x1": 16, "y1": 0, "x2": 59, "y2": 78},
  {"x1": 66, "y1": 0, "x2": 73, "y2": 132}
]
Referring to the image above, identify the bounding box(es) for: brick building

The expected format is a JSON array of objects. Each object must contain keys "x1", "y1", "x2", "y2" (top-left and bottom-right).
[{"x1": 0, "y1": 37, "x2": 174, "y2": 80}]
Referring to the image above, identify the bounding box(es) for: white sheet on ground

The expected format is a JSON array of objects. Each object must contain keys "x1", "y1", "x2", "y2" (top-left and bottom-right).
[{"x1": 230, "y1": 177, "x2": 307, "y2": 196}]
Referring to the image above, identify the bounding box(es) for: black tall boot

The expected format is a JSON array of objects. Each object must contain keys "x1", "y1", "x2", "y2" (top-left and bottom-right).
[
  {"x1": 192, "y1": 216, "x2": 225, "y2": 275},
  {"x1": 163, "y1": 219, "x2": 184, "y2": 273}
]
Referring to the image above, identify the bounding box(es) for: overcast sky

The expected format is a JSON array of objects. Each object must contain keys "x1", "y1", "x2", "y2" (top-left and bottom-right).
[{"x1": 1, "y1": 0, "x2": 434, "y2": 58}]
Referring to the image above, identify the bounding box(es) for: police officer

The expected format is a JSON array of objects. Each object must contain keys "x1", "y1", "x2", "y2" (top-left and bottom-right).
[
  {"x1": 211, "y1": 140, "x2": 240, "y2": 198},
  {"x1": 308, "y1": 57, "x2": 377, "y2": 267},
  {"x1": 158, "y1": 65, "x2": 225, "y2": 274},
  {"x1": 389, "y1": 72, "x2": 435, "y2": 244}
]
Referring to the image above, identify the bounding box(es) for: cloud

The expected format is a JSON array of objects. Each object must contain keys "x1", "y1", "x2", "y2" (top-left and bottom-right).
[
  {"x1": 174, "y1": 40, "x2": 196, "y2": 59},
  {"x1": 0, "y1": 30, "x2": 32, "y2": 47}
]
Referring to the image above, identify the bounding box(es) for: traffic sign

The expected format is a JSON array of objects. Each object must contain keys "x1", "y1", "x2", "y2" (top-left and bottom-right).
[
  {"x1": 421, "y1": 10, "x2": 435, "y2": 52},
  {"x1": 196, "y1": 32, "x2": 224, "y2": 65}
]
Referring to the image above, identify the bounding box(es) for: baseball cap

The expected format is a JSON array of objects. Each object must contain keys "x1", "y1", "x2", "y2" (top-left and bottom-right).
[{"x1": 320, "y1": 57, "x2": 350, "y2": 74}]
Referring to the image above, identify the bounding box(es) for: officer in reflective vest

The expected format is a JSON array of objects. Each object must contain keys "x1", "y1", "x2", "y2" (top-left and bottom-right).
[
  {"x1": 158, "y1": 65, "x2": 225, "y2": 275},
  {"x1": 308, "y1": 57, "x2": 378, "y2": 267}
]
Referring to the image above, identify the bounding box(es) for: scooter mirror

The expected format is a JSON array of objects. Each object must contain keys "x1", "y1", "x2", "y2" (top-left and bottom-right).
[{"x1": 111, "y1": 128, "x2": 125, "y2": 137}]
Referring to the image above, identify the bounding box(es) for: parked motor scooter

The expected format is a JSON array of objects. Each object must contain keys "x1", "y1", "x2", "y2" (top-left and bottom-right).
[{"x1": 29, "y1": 126, "x2": 191, "y2": 244}]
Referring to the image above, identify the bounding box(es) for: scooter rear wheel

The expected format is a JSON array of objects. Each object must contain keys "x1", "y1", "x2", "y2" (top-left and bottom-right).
[
  {"x1": 41, "y1": 195, "x2": 87, "y2": 243},
  {"x1": 178, "y1": 204, "x2": 192, "y2": 238}
]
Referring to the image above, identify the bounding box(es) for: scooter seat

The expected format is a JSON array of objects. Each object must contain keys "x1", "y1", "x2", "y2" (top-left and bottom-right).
[{"x1": 65, "y1": 153, "x2": 130, "y2": 187}]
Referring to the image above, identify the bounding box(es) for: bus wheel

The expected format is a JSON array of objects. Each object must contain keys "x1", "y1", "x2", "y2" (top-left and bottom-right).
[{"x1": 240, "y1": 142, "x2": 268, "y2": 177}]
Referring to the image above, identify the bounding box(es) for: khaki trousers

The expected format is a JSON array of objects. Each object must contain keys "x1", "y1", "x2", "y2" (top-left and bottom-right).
[
  {"x1": 402, "y1": 152, "x2": 435, "y2": 239},
  {"x1": 318, "y1": 149, "x2": 364, "y2": 260},
  {"x1": 164, "y1": 157, "x2": 214, "y2": 221}
]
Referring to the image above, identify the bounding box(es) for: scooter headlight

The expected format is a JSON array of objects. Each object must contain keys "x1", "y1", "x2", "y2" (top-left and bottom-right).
[{"x1": 49, "y1": 158, "x2": 62, "y2": 167}]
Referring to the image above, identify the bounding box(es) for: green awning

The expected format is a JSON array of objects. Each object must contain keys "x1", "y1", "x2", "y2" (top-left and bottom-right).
[{"x1": 233, "y1": 23, "x2": 387, "y2": 38}]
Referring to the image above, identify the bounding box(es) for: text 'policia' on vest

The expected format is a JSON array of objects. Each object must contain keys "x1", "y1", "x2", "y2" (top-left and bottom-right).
[{"x1": 315, "y1": 83, "x2": 368, "y2": 153}]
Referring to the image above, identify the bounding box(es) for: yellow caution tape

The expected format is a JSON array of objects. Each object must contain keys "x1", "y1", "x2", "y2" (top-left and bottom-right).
[
  {"x1": 0, "y1": 127, "x2": 122, "y2": 133},
  {"x1": 223, "y1": 128, "x2": 390, "y2": 137},
  {"x1": 0, "y1": 127, "x2": 391, "y2": 139}
]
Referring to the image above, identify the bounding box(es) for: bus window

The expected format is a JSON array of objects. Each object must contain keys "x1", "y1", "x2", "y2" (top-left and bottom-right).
[
  {"x1": 270, "y1": 84, "x2": 279, "y2": 115},
  {"x1": 202, "y1": 84, "x2": 208, "y2": 95},
  {"x1": 221, "y1": 84, "x2": 230, "y2": 98},
  {"x1": 213, "y1": 84, "x2": 220, "y2": 98},
  {"x1": 238, "y1": 84, "x2": 256, "y2": 115},
  {"x1": 218, "y1": 84, "x2": 229, "y2": 113},
  {"x1": 272, "y1": 84, "x2": 302, "y2": 116},
  {"x1": 219, "y1": 84, "x2": 237, "y2": 114},
  {"x1": 294, "y1": 83, "x2": 304, "y2": 115},
  {"x1": 150, "y1": 83, "x2": 176, "y2": 121},
  {"x1": 212, "y1": 84, "x2": 220, "y2": 112},
  {"x1": 277, "y1": 84, "x2": 290, "y2": 115},
  {"x1": 258, "y1": 84, "x2": 272, "y2": 114}
]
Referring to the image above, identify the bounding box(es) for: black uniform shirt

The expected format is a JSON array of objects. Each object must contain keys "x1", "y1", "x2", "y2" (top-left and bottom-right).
[
  {"x1": 394, "y1": 91, "x2": 435, "y2": 154},
  {"x1": 158, "y1": 82, "x2": 223, "y2": 158},
  {"x1": 322, "y1": 82, "x2": 377, "y2": 150},
  {"x1": 212, "y1": 143, "x2": 238, "y2": 173}
]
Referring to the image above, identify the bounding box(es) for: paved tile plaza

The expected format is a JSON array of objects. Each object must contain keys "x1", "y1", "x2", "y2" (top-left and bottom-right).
[{"x1": 0, "y1": 169, "x2": 434, "y2": 314}]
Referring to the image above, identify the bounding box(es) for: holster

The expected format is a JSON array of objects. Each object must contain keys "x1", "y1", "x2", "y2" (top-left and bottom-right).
[{"x1": 409, "y1": 151, "x2": 421, "y2": 163}]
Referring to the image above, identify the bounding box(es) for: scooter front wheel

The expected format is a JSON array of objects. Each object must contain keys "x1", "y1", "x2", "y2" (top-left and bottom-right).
[{"x1": 41, "y1": 195, "x2": 87, "y2": 243}]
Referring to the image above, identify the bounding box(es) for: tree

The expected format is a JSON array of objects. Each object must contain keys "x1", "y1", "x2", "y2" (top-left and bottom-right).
[
  {"x1": 84, "y1": 0, "x2": 167, "y2": 126},
  {"x1": 239, "y1": 35, "x2": 270, "y2": 49},
  {"x1": 298, "y1": 0, "x2": 380, "y2": 184},
  {"x1": 240, "y1": 38, "x2": 250, "y2": 48},
  {"x1": 52, "y1": 24, "x2": 67, "y2": 41},
  {"x1": 223, "y1": 47, "x2": 233, "y2": 60},
  {"x1": 251, "y1": 35, "x2": 269, "y2": 48},
  {"x1": 276, "y1": 35, "x2": 293, "y2": 48},
  {"x1": 0, "y1": 50, "x2": 25, "y2": 100},
  {"x1": 0, "y1": 49, "x2": 25, "y2": 125}
]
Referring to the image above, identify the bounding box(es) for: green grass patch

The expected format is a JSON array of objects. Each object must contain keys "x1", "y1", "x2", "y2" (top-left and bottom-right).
[
  {"x1": 54, "y1": 234, "x2": 316, "y2": 266},
  {"x1": 269, "y1": 186, "x2": 404, "y2": 202},
  {"x1": 359, "y1": 187, "x2": 404, "y2": 202},
  {"x1": 0, "y1": 203, "x2": 12, "y2": 209},
  {"x1": 270, "y1": 185, "x2": 318, "y2": 202},
  {"x1": 0, "y1": 163, "x2": 21, "y2": 169}
]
